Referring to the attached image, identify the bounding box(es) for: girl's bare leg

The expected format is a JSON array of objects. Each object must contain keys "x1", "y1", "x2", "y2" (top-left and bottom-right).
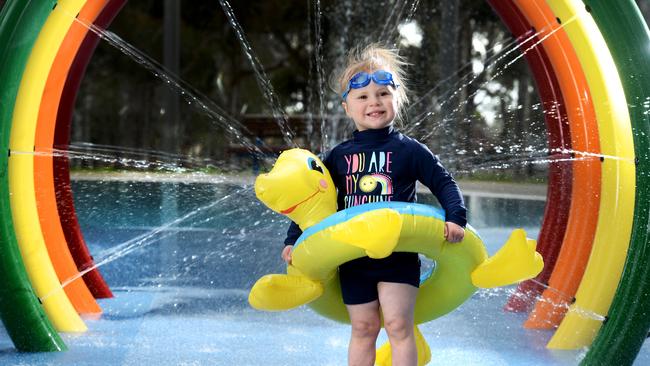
[
  {"x1": 346, "y1": 300, "x2": 381, "y2": 366},
  {"x1": 378, "y1": 282, "x2": 418, "y2": 366}
]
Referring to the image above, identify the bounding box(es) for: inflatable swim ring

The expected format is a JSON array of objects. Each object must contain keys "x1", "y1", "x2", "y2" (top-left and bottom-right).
[{"x1": 249, "y1": 149, "x2": 544, "y2": 365}]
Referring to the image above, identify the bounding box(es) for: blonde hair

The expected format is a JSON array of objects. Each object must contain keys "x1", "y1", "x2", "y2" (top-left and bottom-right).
[{"x1": 336, "y1": 44, "x2": 409, "y2": 109}]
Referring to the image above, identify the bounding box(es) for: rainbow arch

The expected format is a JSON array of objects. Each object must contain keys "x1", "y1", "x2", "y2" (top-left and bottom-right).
[
  {"x1": 0, "y1": 0, "x2": 648, "y2": 364},
  {"x1": 0, "y1": 0, "x2": 122, "y2": 352}
]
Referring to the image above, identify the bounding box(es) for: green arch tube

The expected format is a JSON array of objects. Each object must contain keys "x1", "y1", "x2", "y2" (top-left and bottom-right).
[
  {"x1": 0, "y1": 0, "x2": 66, "y2": 352},
  {"x1": 580, "y1": 0, "x2": 650, "y2": 364}
]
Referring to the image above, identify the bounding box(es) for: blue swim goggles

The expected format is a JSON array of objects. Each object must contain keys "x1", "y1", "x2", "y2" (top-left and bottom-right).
[{"x1": 342, "y1": 70, "x2": 398, "y2": 100}]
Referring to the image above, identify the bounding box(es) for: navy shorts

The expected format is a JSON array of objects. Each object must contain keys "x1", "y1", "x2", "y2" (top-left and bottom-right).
[{"x1": 339, "y1": 252, "x2": 420, "y2": 305}]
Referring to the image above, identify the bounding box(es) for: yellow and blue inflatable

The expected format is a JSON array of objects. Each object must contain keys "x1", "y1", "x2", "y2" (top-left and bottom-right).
[{"x1": 250, "y1": 149, "x2": 544, "y2": 365}]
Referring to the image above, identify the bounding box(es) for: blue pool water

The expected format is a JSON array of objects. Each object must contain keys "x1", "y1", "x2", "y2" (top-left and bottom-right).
[{"x1": 0, "y1": 179, "x2": 648, "y2": 365}]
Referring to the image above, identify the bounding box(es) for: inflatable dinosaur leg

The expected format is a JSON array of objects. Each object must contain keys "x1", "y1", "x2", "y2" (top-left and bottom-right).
[
  {"x1": 329, "y1": 208, "x2": 403, "y2": 259},
  {"x1": 376, "y1": 325, "x2": 431, "y2": 366},
  {"x1": 248, "y1": 272, "x2": 323, "y2": 311},
  {"x1": 471, "y1": 229, "x2": 544, "y2": 288}
]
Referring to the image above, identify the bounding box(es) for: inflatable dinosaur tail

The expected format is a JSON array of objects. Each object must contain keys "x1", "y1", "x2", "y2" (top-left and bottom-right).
[
  {"x1": 470, "y1": 228, "x2": 544, "y2": 288},
  {"x1": 375, "y1": 325, "x2": 431, "y2": 366}
]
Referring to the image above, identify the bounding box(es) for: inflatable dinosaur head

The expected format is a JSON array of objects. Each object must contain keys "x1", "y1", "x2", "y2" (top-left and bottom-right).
[{"x1": 255, "y1": 149, "x2": 337, "y2": 230}]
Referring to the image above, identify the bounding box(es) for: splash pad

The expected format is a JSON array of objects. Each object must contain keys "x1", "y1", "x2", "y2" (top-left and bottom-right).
[{"x1": 0, "y1": 0, "x2": 648, "y2": 365}]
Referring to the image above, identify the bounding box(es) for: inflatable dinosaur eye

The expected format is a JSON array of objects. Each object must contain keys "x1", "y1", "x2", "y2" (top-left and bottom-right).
[{"x1": 307, "y1": 157, "x2": 324, "y2": 174}]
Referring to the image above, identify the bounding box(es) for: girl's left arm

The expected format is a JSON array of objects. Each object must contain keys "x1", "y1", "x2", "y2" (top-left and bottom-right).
[{"x1": 413, "y1": 143, "x2": 467, "y2": 228}]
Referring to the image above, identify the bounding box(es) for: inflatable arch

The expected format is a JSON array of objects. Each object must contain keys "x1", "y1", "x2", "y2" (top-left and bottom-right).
[{"x1": 0, "y1": 0, "x2": 647, "y2": 364}]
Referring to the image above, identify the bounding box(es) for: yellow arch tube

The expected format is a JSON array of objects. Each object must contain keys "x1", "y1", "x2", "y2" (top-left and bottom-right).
[
  {"x1": 9, "y1": 0, "x2": 89, "y2": 332},
  {"x1": 545, "y1": 0, "x2": 635, "y2": 349}
]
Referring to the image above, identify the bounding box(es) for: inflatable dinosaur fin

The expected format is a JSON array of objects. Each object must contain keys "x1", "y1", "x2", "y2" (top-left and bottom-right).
[
  {"x1": 471, "y1": 229, "x2": 544, "y2": 288},
  {"x1": 375, "y1": 325, "x2": 431, "y2": 366},
  {"x1": 248, "y1": 272, "x2": 323, "y2": 311},
  {"x1": 329, "y1": 208, "x2": 403, "y2": 259}
]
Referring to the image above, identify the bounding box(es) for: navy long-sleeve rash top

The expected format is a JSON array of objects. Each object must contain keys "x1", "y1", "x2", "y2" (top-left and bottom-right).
[{"x1": 284, "y1": 125, "x2": 467, "y2": 245}]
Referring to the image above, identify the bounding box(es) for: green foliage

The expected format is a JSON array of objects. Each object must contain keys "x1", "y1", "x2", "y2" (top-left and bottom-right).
[{"x1": 73, "y1": 0, "x2": 549, "y2": 180}]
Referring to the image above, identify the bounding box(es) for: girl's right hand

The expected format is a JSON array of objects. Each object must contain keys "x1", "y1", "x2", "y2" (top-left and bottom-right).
[{"x1": 281, "y1": 245, "x2": 293, "y2": 264}]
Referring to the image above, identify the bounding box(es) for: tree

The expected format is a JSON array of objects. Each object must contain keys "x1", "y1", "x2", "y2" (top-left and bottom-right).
[{"x1": 71, "y1": 0, "x2": 545, "y2": 179}]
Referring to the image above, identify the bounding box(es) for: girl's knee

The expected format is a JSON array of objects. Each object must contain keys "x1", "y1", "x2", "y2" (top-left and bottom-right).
[
  {"x1": 351, "y1": 318, "x2": 381, "y2": 339},
  {"x1": 383, "y1": 317, "x2": 412, "y2": 340}
]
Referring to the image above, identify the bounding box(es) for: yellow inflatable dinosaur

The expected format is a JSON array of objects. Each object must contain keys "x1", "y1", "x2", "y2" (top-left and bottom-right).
[{"x1": 250, "y1": 148, "x2": 543, "y2": 365}]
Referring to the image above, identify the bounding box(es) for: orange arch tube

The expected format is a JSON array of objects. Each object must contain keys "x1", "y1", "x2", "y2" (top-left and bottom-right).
[
  {"x1": 34, "y1": 0, "x2": 110, "y2": 315},
  {"x1": 510, "y1": 0, "x2": 602, "y2": 329}
]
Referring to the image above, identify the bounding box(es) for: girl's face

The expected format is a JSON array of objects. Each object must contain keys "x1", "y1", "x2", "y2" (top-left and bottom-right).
[{"x1": 342, "y1": 75, "x2": 398, "y2": 131}]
